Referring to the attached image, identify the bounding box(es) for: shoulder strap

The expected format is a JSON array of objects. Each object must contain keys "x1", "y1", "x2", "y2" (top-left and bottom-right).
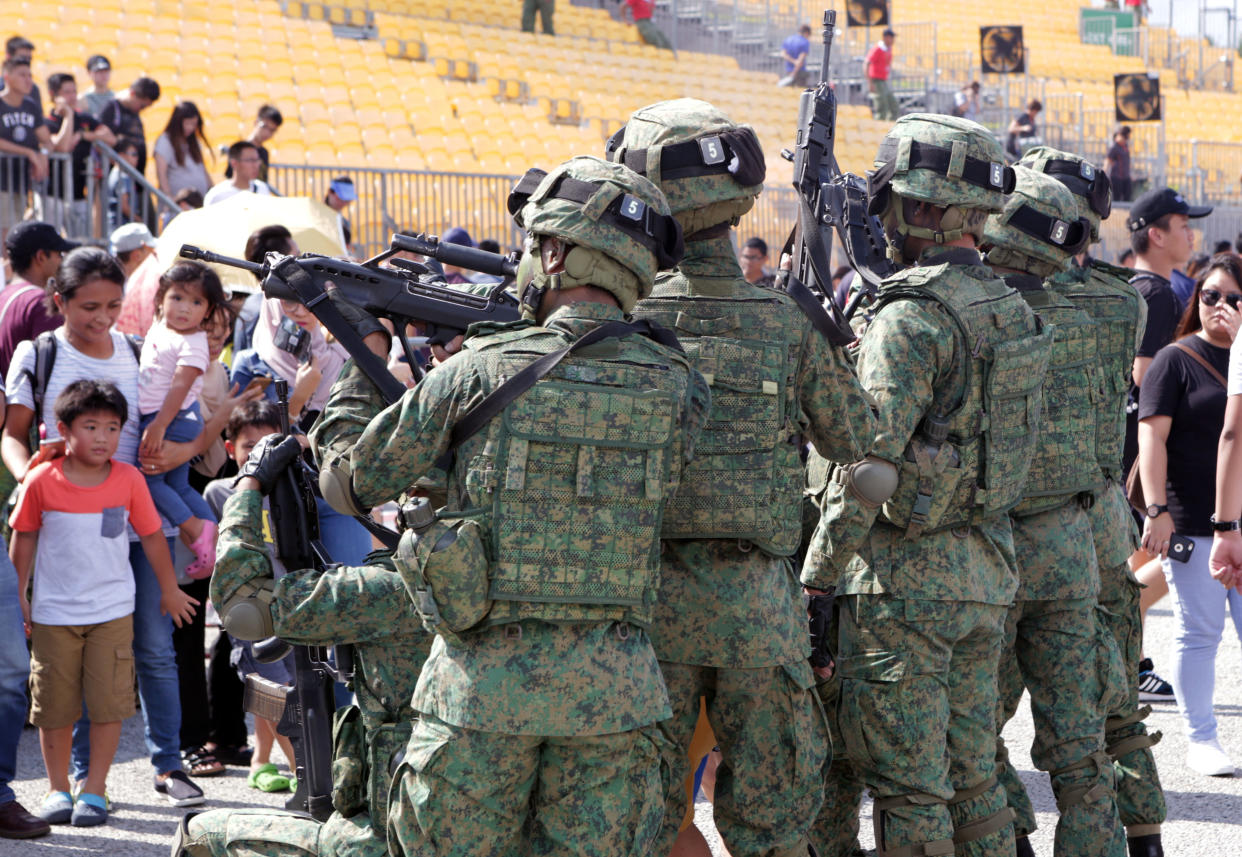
[
  {"x1": 1172, "y1": 339, "x2": 1228, "y2": 389},
  {"x1": 434, "y1": 319, "x2": 680, "y2": 472},
  {"x1": 30, "y1": 331, "x2": 57, "y2": 427}
]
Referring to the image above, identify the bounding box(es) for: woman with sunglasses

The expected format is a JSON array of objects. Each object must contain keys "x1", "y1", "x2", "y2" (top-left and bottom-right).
[{"x1": 1137, "y1": 253, "x2": 1242, "y2": 776}]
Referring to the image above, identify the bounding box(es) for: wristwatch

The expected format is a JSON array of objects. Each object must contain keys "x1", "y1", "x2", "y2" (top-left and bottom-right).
[
  {"x1": 1146, "y1": 504, "x2": 1169, "y2": 518},
  {"x1": 1210, "y1": 514, "x2": 1241, "y2": 532}
]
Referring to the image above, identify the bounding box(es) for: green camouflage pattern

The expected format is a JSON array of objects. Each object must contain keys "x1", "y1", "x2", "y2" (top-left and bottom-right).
[
  {"x1": 395, "y1": 516, "x2": 491, "y2": 642},
  {"x1": 994, "y1": 595, "x2": 1126, "y2": 855},
  {"x1": 836, "y1": 594, "x2": 1014, "y2": 857},
  {"x1": 1019, "y1": 146, "x2": 1107, "y2": 243},
  {"x1": 609, "y1": 99, "x2": 762, "y2": 234},
  {"x1": 514, "y1": 155, "x2": 674, "y2": 311},
  {"x1": 876, "y1": 114, "x2": 1010, "y2": 212},
  {"x1": 387, "y1": 713, "x2": 668, "y2": 857},
  {"x1": 1006, "y1": 275, "x2": 1105, "y2": 519},
  {"x1": 874, "y1": 260, "x2": 1051, "y2": 534},
  {"x1": 188, "y1": 489, "x2": 433, "y2": 856},
  {"x1": 802, "y1": 250, "x2": 1030, "y2": 603},
  {"x1": 1010, "y1": 498, "x2": 1101, "y2": 602},
  {"x1": 630, "y1": 237, "x2": 874, "y2": 556},
  {"x1": 651, "y1": 661, "x2": 827, "y2": 857},
  {"x1": 1048, "y1": 259, "x2": 1147, "y2": 480},
  {"x1": 983, "y1": 166, "x2": 1083, "y2": 278},
  {"x1": 311, "y1": 300, "x2": 706, "y2": 739}
]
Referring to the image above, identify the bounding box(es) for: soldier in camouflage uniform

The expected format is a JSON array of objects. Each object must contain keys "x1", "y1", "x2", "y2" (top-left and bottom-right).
[
  {"x1": 979, "y1": 165, "x2": 1128, "y2": 857},
  {"x1": 170, "y1": 450, "x2": 433, "y2": 857},
  {"x1": 803, "y1": 114, "x2": 1053, "y2": 857},
  {"x1": 311, "y1": 155, "x2": 710, "y2": 857},
  {"x1": 1018, "y1": 147, "x2": 1167, "y2": 857},
  {"x1": 605, "y1": 98, "x2": 877, "y2": 857}
]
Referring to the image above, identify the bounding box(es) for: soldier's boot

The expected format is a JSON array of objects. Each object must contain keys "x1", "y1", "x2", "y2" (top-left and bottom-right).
[
  {"x1": 946, "y1": 776, "x2": 1015, "y2": 857},
  {"x1": 871, "y1": 793, "x2": 954, "y2": 857},
  {"x1": 994, "y1": 737, "x2": 1036, "y2": 839},
  {"x1": 1127, "y1": 832, "x2": 1164, "y2": 857},
  {"x1": 1107, "y1": 707, "x2": 1168, "y2": 839},
  {"x1": 1048, "y1": 750, "x2": 1127, "y2": 857},
  {"x1": 1014, "y1": 835, "x2": 1035, "y2": 857},
  {"x1": 170, "y1": 812, "x2": 209, "y2": 857}
]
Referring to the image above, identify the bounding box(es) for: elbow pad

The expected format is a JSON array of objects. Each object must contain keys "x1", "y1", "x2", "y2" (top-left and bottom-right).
[
  {"x1": 220, "y1": 579, "x2": 277, "y2": 642},
  {"x1": 836, "y1": 456, "x2": 899, "y2": 508},
  {"x1": 320, "y1": 460, "x2": 368, "y2": 517}
]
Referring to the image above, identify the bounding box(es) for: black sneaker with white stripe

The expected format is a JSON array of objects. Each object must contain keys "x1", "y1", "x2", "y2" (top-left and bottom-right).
[
  {"x1": 154, "y1": 770, "x2": 205, "y2": 807},
  {"x1": 1138, "y1": 657, "x2": 1175, "y2": 702}
]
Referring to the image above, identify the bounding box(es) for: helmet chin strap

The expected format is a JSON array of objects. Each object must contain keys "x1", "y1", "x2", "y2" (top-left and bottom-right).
[{"x1": 893, "y1": 199, "x2": 966, "y2": 249}]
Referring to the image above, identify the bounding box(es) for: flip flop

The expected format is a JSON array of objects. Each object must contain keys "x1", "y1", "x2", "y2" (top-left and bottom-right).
[{"x1": 247, "y1": 763, "x2": 291, "y2": 793}]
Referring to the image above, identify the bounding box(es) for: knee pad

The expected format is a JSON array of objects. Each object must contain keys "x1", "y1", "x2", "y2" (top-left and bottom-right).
[
  {"x1": 1106, "y1": 705, "x2": 1163, "y2": 759},
  {"x1": 1050, "y1": 750, "x2": 1115, "y2": 812},
  {"x1": 834, "y1": 456, "x2": 899, "y2": 508},
  {"x1": 872, "y1": 793, "x2": 954, "y2": 857},
  {"x1": 219, "y1": 579, "x2": 277, "y2": 642}
]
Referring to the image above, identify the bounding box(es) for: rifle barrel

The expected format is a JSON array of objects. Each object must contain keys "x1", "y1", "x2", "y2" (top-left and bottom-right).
[
  {"x1": 179, "y1": 244, "x2": 265, "y2": 275},
  {"x1": 391, "y1": 233, "x2": 517, "y2": 278},
  {"x1": 820, "y1": 10, "x2": 836, "y2": 86}
]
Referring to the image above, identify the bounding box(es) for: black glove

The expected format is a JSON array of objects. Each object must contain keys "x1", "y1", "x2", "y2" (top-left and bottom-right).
[
  {"x1": 326, "y1": 283, "x2": 389, "y2": 345},
  {"x1": 233, "y1": 434, "x2": 303, "y2": 495},
  {"x1": 721, "y1": 127, "x2": 767, "y2": 187}
]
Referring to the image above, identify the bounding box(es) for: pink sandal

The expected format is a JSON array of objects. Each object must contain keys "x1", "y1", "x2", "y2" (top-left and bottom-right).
[{"x1": 184, "y1": 520, "x2": 218, "y2": 579}]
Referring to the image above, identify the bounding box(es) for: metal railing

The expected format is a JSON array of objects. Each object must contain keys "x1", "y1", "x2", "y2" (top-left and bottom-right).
[
  {"x1": 86, "y1": 141, "x2": 180, "y2": 242},
  {"x1": 0, "y1": 152, "x2": 75, "y2": 240}
]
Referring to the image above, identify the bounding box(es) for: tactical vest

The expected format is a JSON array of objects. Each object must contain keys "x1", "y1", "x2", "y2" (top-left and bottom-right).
[
  {"x1": 1048, "y1": 260, "x2": 1143, "y2": 480},
  {"x1": 630, "y1": 273, "x2": 808, "y2": 555},
  {"x1": 1009, "y1": 281, "x2": 1104, "y2": 517},
  {"x1": 876, "y1": 263, "x2": 1053, "y2": 536},
  {"x1": 457, "y1": 324, "x2": 694, "y2": 627}
]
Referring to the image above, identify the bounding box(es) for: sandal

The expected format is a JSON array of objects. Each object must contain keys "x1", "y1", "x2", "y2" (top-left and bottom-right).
[
  {"x1": 181, "y1": 745, "x2": 225, "y2": 777},
  {"x1": 247, "y1": 763, "x2": 291, "y2": 793}
]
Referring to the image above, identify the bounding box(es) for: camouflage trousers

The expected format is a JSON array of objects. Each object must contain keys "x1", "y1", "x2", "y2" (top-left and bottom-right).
[
  {"x1": 178, "y1": 808, "x2": 384, "y2": 857},
  {"x1": 387, "y1": 712, "x2": 668, "y2": 857},
  {"x1": 1098, "y1": 559, "x2": 1167, "y2": 833},
  {"x1": 837, "y1": 594, "x2": 1014, "y2": 857},
  {"x1": 993, "y1": 597, "x2": 1127, "y2": 856},
  {"x1": 811, "y1": 674, "x2": 868, "y2": 857},
  {"x1": 654, "y1": 660, "x2": 828, "y2": 857}
]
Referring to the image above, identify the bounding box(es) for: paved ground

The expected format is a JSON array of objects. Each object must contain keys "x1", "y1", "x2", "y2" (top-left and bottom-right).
[{"x1": 8, "y1": 601, "x2": 1242, "y2": 855}]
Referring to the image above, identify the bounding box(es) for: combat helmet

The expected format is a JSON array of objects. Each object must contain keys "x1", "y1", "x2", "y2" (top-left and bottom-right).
[
  {"x1": 507, "y1": 155, "x2": 683, "y2": 314},
  {"x1": 604, "y1": 98, "x2": 767, "y2": 238},
  {"x1": 982, "y1": 165, "x2": 1091, "y2": 278},
  {"x1": 1019, "y1": 146, "x2": 1112, "y2": 244},
  {"x1": 867, "y1": 113, "x2": 1016, "y2": 257}
]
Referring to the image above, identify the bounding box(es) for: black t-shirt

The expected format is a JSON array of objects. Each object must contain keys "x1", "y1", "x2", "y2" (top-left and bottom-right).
[
  {"x1": 1137, "y1": 335, "x2": 1230, "y2": 535},
  {"x1": 1132, "y1": 272, "x2": 1182, "y2": 359},
  {"x1": 1106, "y1": 142, "x2": 1130, "y2": 180},
  {"x1": 0, "y1": 95, "x2": 41, "y2": 191},
  {"x1": 100, "y1": 100, "x2": 147, "y2": 175},
  {"x1": 45, "y1": 110, "x2": 99, "y2": 200},
  {"x1": 1006, "y1": 112, "x2": 1036, "y2": 158}
]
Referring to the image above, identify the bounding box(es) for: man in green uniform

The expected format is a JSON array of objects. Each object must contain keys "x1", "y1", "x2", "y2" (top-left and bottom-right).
[
  {"x1": 1019, "y1": 147, "x2": 1167, "y2": 857},
  {"x1": 312, "y1": 155, "x2": 710, "y2": 857},
  {"x1": 605, "y1": 97, "x2": 877, "y2": 857},
  {"x1": 803, "y1": 113, "x2": 1052, "y2": 857},
  {"x1": 521, "y1": 0, "x2": 555, "y2": 35},
  {"x1": 980, "y1": 165, "x2": 1127, "y2": 857},
  {"x1": 170, "y1": 448, "x2": 433, "y2": 857}
]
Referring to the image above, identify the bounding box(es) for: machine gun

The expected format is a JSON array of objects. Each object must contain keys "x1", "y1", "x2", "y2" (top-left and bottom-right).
[
  {"x1": 180, "y1": 232, "x2": 521, "y2": 392},
  {"x1": 782, "y1": 10, "x2": 896, "y2": 335},
  {"x1": 240, "y1": 379, "x2": 352, "y2": 822}
]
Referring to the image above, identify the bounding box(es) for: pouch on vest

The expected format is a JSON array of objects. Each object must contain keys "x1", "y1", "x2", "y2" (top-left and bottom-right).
[
  {"x1": 330, "y1": 704, "x2": 366, "y2": 819},
  {"x1": 394, "y1": 517, "x2": 491, "y2": 647},
  {"x1": 881, "y1": 425, "x2": 964, "y2": 539},
  {"x1": 366, "y1": 719, "x2": 412, "y2": 836}
]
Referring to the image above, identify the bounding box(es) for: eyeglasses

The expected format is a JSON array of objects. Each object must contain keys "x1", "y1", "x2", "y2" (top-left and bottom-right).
[{"x1": 1200, "y1": 289, "x2": 1242, "y2": 308}]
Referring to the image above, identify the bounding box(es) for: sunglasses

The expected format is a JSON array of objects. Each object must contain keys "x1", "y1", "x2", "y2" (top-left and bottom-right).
[{"x1": 1200, "y1": 289, "x2": 1242, "y2": 308}]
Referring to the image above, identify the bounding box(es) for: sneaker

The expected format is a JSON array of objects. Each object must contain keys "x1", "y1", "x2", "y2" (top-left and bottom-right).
[
  {"x1": 35, "y1": 791, "x2": 72, "y2": 825},
  {"x1": 0, "y1": 800, "x2": 51, "y2": 839},
  {"x1": 154, "y1": 770, "x2": 205, "y2": 807},
  {"x1": 70, "y1": 793, "x2": 108, "y2": 827},
  {"x1": 1138, "y1": 658, "x2": 1175, "y2": 702},
  {"x1": 1187, "y1": 738, "x2": 1237, "y2": 776}
]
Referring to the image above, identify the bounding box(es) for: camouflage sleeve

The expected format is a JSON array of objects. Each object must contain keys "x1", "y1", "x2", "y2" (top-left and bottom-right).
[
  {"x1": 209, "y1": 489, "x2": 275, "y2": 611},
  {"x1": 1132, "y1": 284, "x2": 1148, "y2": 356},
  {"x1": 310, "y1": 355, "x2": 485, "y2": 509},
  {"x1": 800, "y1": 301, "x2": 953, "y2": 588},
  {"x1": 271, "y1": 563, "x2": 423, "y2": 646},
  {"x1": 797, "y1": 333, "x2": 876, "y2": 465}
]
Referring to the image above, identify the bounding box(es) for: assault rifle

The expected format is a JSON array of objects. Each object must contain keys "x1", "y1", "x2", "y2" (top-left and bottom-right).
[
  {"x1": 180, "y1": 232, "x2": 521, "y2": 393},
  {"x1": 241, "y1": 379, "x2": 350, "y2": 822},
  {"x1": 782, "y1": 10, "x2": 896, "y2": 336}
]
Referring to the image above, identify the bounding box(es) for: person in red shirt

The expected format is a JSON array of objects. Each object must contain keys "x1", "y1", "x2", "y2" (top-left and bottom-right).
[
  {"x1": 864, "y1": 28, "x2": 899, "y2": 120},
  {"x1": 0, "y1": 221, "x2": 75, "y2": 379},
  {"x1": 621, "y1": 0, "x2": 672, "y2": 50}
]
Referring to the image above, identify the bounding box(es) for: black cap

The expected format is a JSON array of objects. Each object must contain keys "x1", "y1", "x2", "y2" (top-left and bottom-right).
[
  {"x1": 1127, "y1": 187, "x2": 1213, "y2": 232},
  {"x1": 883, "y1": 28, "x2": 896, "y2": 36},
  {"x1": 86, "y1": 54, "x2": 110, "y2": 72},
  {"x1": 4, "y1": 221, "x2": 78, "y2": 257}
]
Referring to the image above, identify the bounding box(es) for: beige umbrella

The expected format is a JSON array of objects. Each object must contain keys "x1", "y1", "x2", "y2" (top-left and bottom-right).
[{"x1": 155, "y1": 193, "x2": 346, "y2": 295}]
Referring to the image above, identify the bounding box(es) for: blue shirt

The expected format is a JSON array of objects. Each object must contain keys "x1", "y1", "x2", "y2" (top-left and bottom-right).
[{"x1": 783, "y1": 33, "x2": 809, "y2": 73}]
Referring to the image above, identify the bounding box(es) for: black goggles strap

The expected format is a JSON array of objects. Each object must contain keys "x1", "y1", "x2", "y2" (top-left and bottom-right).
[
  {"x1": 1007, "y1": 204, "x2": 1089, "y2": 253},
  {"x1": 875, "y1": 138, "x2": 1016, "y2": 195},
  {"x1": 1040, "y1": 158, "x2": 1112, "y2": 218}
]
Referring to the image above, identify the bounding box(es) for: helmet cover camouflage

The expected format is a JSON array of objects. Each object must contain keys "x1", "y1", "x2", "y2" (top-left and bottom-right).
[
  {"x1": 873, "y1": 113, "x2": 1013, "y2": 213},
  {"x1": 606, "y1": 98, "x2": 765, "y2": 235},
  {"x1": 512, "y1": 155, "x2": 679, "y2": 311},
  {"x1": 983, "y1": 165, "x2": 1089, "y2": 277},
  {"x1": 1019, "y1": 146, "x2": 1110, "y2": 244}
]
